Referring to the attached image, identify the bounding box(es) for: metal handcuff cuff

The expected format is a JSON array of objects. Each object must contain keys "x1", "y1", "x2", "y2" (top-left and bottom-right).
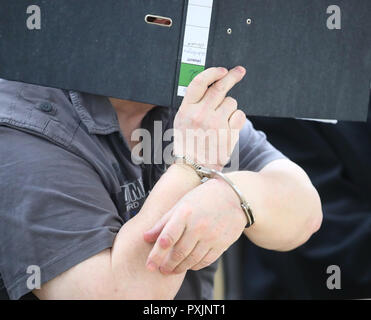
[{"x1": 172, "y1": 154, "x2": 255, "y2": 228}]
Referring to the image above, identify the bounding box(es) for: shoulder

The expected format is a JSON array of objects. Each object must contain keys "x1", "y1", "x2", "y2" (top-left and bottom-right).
[{"x1": 0, "y1": 79, "x2": 81, "y2": 149}]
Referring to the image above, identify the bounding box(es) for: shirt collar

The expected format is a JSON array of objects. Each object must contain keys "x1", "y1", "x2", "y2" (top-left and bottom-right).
[{"x1": 69, "y1": 91, "x2": 120, "y2": 135}]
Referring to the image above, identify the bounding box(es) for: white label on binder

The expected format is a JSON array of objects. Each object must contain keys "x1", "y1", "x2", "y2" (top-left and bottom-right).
[{"x1": 177, "y1": 0, "x2": 214, "y2": 96}]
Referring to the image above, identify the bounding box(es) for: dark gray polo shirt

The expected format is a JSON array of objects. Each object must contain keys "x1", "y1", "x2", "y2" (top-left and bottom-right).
[{"x1": 0, "y1": 79, "x2": 285, "y2": 300}]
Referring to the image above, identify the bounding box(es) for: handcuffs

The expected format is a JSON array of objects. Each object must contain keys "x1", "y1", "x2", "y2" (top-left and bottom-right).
[{"x1": 172, "y1": 154, "x2": 255, "y2": 228}]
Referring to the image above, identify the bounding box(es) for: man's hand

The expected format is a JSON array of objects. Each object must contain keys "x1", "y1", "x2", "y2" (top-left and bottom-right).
[
  {"x1": 143, "y1": 178, "x2": 246, "y2": 274},
  {"x1": 141, "y1": 66, "x2": 249, "y2": 274},
  {"x1": 173, "y1": 66, "x2": 247, "y2": 171},
  {"x1": 142, "y1": 66, "x2": 248, "y2": 274}
]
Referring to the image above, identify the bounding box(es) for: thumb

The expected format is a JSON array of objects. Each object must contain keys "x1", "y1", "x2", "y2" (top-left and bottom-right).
[{"x1": 143, "y1": 210, "x2": 173, "y2": 243}]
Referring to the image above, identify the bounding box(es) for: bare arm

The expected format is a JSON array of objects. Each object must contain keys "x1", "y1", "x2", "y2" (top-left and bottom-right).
[
  {"x1": 232, "y1": 159, "x2": 323, "y2": 251},
  {"x1": 144, "y1": 159, "x2": 322, "y2": 275},
  {"x1": 34, "y1": 164, "x2": 200, "y2": 300}
]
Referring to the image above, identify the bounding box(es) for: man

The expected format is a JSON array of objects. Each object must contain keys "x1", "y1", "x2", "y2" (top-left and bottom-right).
[
  {"x1": 0, "y1": 66, "x2": 322, "y2": 300},
  {"x1": 223, "y1": 96, "x2": 371, "y2": 299}
]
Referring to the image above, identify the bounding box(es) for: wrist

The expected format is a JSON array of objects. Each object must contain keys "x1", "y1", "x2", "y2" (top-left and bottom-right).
[
  {"x1": 204, "y1": 177, "x2": 248, "y2": 228},
  {"x1": 172, "y1": 148, "x2": 224, "y2": 172},
  {"x1": 212, "y1": 171, "x2": 256, "y2": 229},
  {"x1": 225, "y1": 171, "x2": 262, "y2": 230},
  {"x1": 167, "y1": 163, "x2": 202, "y2": 185}
]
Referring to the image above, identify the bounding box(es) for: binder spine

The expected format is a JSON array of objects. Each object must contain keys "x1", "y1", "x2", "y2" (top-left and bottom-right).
[
  {"x1": 172, "y1": 0, "x2": 190, "y2": 108},
  {"x1": 205, "y1": 0, "x2": 219, "y2": 69},
  {"x1": 172, "y1": 0, "x2": 215, "y2": 107}
]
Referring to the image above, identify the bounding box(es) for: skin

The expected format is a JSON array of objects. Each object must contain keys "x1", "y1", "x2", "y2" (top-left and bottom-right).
[{"x1": 34, "y1": 66, "x2": 322, "y2": 299}]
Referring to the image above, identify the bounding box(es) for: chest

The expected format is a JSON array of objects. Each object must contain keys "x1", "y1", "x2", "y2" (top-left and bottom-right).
[{"x1": 95, "y1": 133, "x2": 167, "y2": 222}]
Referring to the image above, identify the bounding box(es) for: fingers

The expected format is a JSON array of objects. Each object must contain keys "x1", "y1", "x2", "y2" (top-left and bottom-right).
[
  {"x1": 229, "y1": 109, "x2": 247, "y2": 130},
  {"x1": 184, "y1": 67, "x2": 228, "y2": 105},
  {"x1": 201, "y1": 66, "x2": 246, "y2": 109},
  {"x1": 172, "y1": 242, "x2": 211, "y2": 274},
  {"x1": 191, "y1": 248, "x2": 221, "y2": 271},
  {"x1": 145, "y1": 207, "x2": 190, "y2": 271},
  {"x1": 143, "y1": 210, "x2": 172, "y2": 243},
  {"x1": 216, "y1": 96, "x2": 238, "y2": 122},
  {"x1": 158, "y1": 234, "x2": 199, "y2": 275}
]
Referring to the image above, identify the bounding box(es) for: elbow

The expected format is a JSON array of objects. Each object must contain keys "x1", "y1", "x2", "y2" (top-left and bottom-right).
[
  {"x1": 311, "y1": 189, "x2": 323, "y2": 233},
  {"x1": 304, "y1": 185, "x2": 323, "y2": 240},
  {"x1": 257, "y1": 161, "x2": 323, "y2": 252},
  {"x1": 278, "y1": 185, "x2": 323, "y2": 252}
]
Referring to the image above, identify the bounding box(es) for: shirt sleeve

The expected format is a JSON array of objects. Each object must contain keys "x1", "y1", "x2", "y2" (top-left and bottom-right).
[
  {"x1": 227, "y1": 119, "x2": 287, "y2": 172},
  {"x1": 0, "y1": 126, "x2": 123, "y2": 300}
]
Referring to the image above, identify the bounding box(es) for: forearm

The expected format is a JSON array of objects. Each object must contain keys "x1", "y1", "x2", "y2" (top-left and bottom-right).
[
  {"x1": 35, "y1": 164, "x2": 201, "y2": 300},
  {"x1": 226, "y1": 159, "x2": 322, "y2": 251},
  {"x1": 109, "y1": 164, "x2": 201, "y2": 299}
]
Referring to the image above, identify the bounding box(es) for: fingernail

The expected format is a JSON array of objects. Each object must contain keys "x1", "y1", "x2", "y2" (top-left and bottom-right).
[
  {"x1": 160, "y1": 266, "x2": 172, "y2": 275},
  {"x1": 146, "y1": 261, "x2": 158, "y2": 272},
  {"x1": 234, "y1": 66, "x2": 246, "y2": 74},
  {"x1": 218, "y1": 67, "x2": 228, "y2": 73}
]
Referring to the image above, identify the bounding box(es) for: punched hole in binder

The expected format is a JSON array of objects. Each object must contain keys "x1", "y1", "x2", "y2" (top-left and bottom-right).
[{"x1": 145, "y1": 15, "x2": 172, "y2": 27}]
